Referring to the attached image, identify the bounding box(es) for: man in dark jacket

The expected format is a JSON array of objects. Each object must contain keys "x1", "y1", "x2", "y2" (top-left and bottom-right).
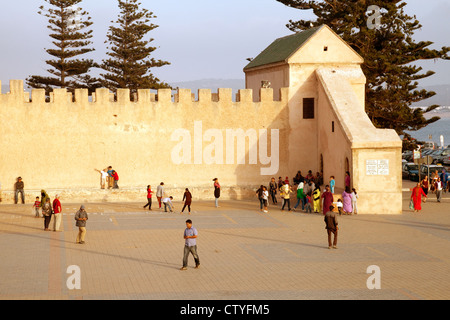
[
  {"x1": 14, "y1": 177, "x2": 25, "y2": 204},
  {"x1": 75, "y1": 205, "x2": 88, "y2": 244},
  {"x1": 324, "y1": 205, "x2": 338, "y2": 249}
]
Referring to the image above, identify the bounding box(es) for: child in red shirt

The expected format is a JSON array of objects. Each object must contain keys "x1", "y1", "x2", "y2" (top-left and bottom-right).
[{"x1": 33, "y1": 196, "x2": 41, "y2": 217}]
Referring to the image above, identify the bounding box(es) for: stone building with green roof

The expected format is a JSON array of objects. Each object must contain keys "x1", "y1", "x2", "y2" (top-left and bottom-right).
[{"x1": 244, "y1": 24, "x2": 402, "y2": 214}]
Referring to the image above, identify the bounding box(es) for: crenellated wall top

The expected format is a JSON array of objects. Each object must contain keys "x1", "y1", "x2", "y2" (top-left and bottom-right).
[{"x1": 0, "y1": 79, "x2": 288, "y2": 106}]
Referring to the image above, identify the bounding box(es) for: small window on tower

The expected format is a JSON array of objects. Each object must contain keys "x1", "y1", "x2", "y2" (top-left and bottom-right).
[
  {"x1": 324, "y1": 46, "x2": 328, "y2": 51},
  {"x1": 303, "y1": 98, "x2": 315, "y2": 119}
]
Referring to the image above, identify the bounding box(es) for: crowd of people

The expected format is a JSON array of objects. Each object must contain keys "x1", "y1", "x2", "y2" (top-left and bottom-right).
[
  {"x1": 31, "y1": 189, "x2": 87, "y2": 244},
  {"x1": 255, "y1": 170, "x2": 358, "y2": 216},
  {"x1": 411, "y1": 168, "x2": 449, "y2": 212}
]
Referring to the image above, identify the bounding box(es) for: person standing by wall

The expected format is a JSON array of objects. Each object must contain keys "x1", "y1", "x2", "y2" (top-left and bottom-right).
[
  {"x1": 107, "y1": 166, "x2": 114, "y2": 189},
  {"x1": 256, "y1": 185, "x2": 265, "y2": 212},
  {"x1": 329, "y1": 176, "x2": 335, "y2": 194},
  {"x1": 351, "y1": 188, "x2": 358, "y2": 214},
  {"x1": 75, "y1": 205, "x2": 88, "y2": 244},
  {"x1": 345, "y1": 171, "x2": 351, "y2": 189},
  {"x1": 180, "y1": 219, "x2": 200, "y2": 270},
  {"x1": 14, "y1": 177, "x2": 25, "y2": 204},
  {"x1": 52, "y1": 194, "x2": 62, "y2": 231},
  {"x1": 94, "y1": 168, "x2": 108, "y2": 189},
  {"x1": 342, "y1": 186, "x2": 353, "y2": 215},
  {"x1": 112, "y1": 170, "x2": 119, "y2": 189},
  {"x1": 269, "y1": 177, "x2": 278, "y2": 205},
  {"x1": 313, "y1": 185, "x2": 321, "y2": 213}
]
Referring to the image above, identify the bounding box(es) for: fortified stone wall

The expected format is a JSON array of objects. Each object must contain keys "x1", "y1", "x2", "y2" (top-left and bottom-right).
[{"x1": 0, "y1": 80, "x2": 290, "y2": 202}]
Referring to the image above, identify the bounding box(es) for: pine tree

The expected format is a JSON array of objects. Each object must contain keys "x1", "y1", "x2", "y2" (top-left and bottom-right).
[
  {"x1": 276, "y1": 0, "x2": 449, "y2": 146},
  {"x1": 27, "y1": 0, "x2": 98, "y2": 95},
  {"x1": 101, "y1": 0, "x2": 171, "y2": 98}
]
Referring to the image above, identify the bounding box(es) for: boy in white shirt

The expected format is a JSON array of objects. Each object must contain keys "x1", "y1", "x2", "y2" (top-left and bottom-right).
[{"x1": 162, "y1": 196, "x2": 174, "y2": 212}]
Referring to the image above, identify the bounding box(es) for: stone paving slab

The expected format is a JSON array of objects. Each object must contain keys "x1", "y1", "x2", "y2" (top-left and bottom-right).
[{"x1": 1, "y1": 181, "x2": 450, "y2": 302}]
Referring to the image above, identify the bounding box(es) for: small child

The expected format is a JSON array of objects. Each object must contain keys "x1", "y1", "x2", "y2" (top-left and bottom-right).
[
  {"x1": 330, "y1": 176, "x2": 335, "y2": 194},
  {"x1": 305, "y1": 193, "x2": 312, "y2": 213},
  {"x1": 336, "y1": 198, "x2": 343, "y2": 215},
  {"x1": 351, "y1": 188, "x2": 358, "y2": 214},
  {"x1": 33, "y1": 196, "x2": 41, "y2": 217},
  {"x1": 262, "y1": 186, "x2": 269, "y2": 213}
]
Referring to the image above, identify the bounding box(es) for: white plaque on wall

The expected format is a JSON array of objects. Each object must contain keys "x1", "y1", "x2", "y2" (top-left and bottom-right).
[{"x1": 366, "y1": 159, "x2": 389, "y2": 175}]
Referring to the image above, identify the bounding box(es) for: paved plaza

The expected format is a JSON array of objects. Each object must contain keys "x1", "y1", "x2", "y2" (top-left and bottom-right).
[{"x1": 1, "y1": 180, "x2": 450, "y2": 301}]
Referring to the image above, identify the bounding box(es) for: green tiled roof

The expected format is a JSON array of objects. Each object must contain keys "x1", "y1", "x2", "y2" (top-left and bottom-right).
[{"x1": 244, "y1": 26, "x2": 322, "y2": 70}]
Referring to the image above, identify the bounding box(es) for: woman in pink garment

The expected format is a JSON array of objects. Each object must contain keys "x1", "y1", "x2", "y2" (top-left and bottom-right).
[{"x1": 342, "y1": 186, "x2": 353, "y2": 214}]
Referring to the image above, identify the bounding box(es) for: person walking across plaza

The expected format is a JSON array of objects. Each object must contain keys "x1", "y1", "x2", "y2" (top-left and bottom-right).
[
  {"x1": 181, "y1": 188, "x2": 192, "y2": 215},
  {"x1": 156, "y1": 182, "x2": 165, "y2": 209},
  {"x1": 280, "y1": 182, "x2": 292, "y2": 211},
  {"x1": 293, "y1": 181, "x2": 305, "y2": 211},
  {"x1": 262, "y1": 186, "x2": 269, "y2": 213},
  {"x1": 435, "y1": 177, "x2": 443, "y2": 203},
  {"x1": 324, "y1": 205, "x2": 338, "y2": 249},
  {"x1": 421, "y1": 175, "x2": 429, "y2": 202},
  {"x1": 42, "y1": 197, "x2": 53, "y2": 231},
  {"x1": 441, "y1": 168, "x2": 448, "y2": 193},
  {"x1": 180, "y1": 219, "x2": 200, "y2": 270},
  {"x1": 143, "y1": 185, "x2": 153, "y2": 210},
  {"x1": 321, "y1": 185, "x2": 333, "y2": 215},
  {"x1": 213, "y1": 178, "x2": 221, "y2": 208},
  {"x1": 411, "y1": 182, "x2": 427, "y2": 212},
  {"x1": 75, "y1": 205, "x2": 88, "y2": 244},
  {"x1": 52, "y1": 194, "x2": 62, "y2": 231}
]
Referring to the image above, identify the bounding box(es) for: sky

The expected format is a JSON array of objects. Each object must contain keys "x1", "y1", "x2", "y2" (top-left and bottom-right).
[{"x1": 0, "y1": 0, "x2": 449, "y2": 87}]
